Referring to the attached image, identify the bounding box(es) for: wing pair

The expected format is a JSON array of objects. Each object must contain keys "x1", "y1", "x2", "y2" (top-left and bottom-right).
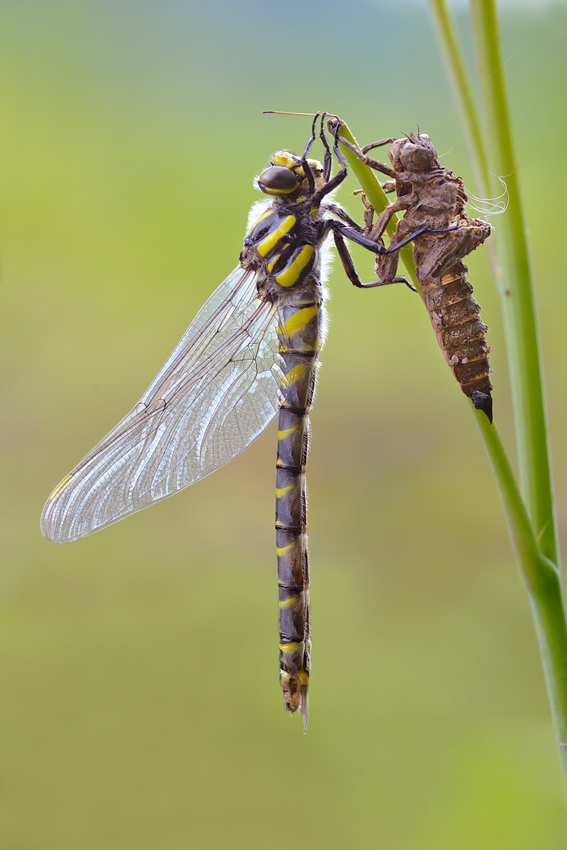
[{"x1": 41, "y1": 267, "x2": 282, "y2": 544}]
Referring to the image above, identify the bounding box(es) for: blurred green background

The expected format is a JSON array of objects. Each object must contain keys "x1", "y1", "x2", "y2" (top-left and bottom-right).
[{"x1": 2, "y1": 0, "x2": 567, "y2": 847}]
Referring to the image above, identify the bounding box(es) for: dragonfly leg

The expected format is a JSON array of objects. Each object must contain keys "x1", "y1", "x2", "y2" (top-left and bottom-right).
[
  {"x1": 310, "y1": 117, "x2": 356, "y2": 206},
  {"x1": 383, "y1": 224, "x2": 461, "y2": 254},
  {"x1": 325, "y1": 202, "x2": 365, "y2": 232},
  {"x1": 332, "y1": 225, "x2": 416, "y2": 291},
  {"x1": 315, "y1": 111, "x2": 339, "y2": 183},
  {"x1": 301, "y1": 111, "x2": 341, "y2": 193},
  {"x1": 326, "y1": 219, "x2": 388, "y2": 255},
  {"x1": 331, "y1": 127, "x2": 397, "y2": 179}
]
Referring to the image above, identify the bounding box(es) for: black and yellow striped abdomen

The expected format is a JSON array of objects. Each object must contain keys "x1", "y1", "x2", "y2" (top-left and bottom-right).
[{"x1": 276, "y1": 289, "x2": 323, "y2": 727}]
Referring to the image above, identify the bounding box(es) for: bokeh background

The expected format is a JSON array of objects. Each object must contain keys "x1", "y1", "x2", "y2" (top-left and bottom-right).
[{"x1": 2, "y1": 0, "x2": 567, "y2": 847}]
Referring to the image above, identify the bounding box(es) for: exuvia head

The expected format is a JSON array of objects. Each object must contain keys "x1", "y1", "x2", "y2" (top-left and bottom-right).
[
  {"x1": 389, "y1": 133, "x2": 438, "y2": 174},
  {"x1": 257, "y1": 151, "x2": 325, "y2": 198}
]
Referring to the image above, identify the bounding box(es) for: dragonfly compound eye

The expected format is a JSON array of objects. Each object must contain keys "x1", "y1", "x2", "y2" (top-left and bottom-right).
[{"x1": 258, "y1": 166, "x2": 299, "y2": 196}]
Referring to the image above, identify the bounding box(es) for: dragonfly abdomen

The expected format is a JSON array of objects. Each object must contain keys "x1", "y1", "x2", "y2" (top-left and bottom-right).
[{"x1": 275, "y1": 289, "x2": 324, "y2": 729}]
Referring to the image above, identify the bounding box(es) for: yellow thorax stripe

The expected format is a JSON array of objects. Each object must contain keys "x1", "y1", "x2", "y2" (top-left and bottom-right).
[
  {"x1": 275, "y1": 244, "x2": 314, "y2": 288},
  {"x1": 267, "y1": 253, "x2": 281, "y2": 272},
  {"x1": 256, "y1": 215, "x2": 296, "y2": 257},
  {"x1": 279, "y1": 304, "x2": 318, "y2": 339}
]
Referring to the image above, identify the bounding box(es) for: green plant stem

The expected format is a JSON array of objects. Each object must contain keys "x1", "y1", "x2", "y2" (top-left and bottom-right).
[
  {"x1": 475, "y1": 410, "x2": 567, "y2": 780},
  {"x1": 469, "y1": 0, "x2": 559, "y2": 568},
  {"x1": 469, "y1": 0, "x2": 567, "y2": 782},
  {"x1": 426, "y1": 0, "x2": 567, "y2": 785},
  {"x1": 429, "y1": 0, "x2": 489, "y2": 197}
]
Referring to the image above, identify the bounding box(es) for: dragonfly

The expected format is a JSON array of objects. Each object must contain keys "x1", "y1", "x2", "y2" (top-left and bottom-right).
[
  {"x1": 43, "y1": 114, "x2": 428, "y2": 729},
  {"x1": 335, "y1": 124, "x2": 493, "y2": 421}
]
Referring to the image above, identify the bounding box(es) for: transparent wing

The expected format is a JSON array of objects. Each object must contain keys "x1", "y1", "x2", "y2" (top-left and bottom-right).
[{"x1": 41, "y1": 266, "x2": 282, "y2": 543}]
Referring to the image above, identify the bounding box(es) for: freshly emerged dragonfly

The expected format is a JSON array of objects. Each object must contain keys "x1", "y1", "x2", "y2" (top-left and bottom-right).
[
  {"x1": 42, "y1": 114, "x2": 420, "y2": 729},
  {"x1": 335, "y1": 124, "x2": 493, "y2": 421}
]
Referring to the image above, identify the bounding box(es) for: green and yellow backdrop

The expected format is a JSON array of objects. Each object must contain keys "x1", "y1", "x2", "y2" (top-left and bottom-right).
[{"x1": 2, "y1": 1, "x2": 567, "y2": 847}]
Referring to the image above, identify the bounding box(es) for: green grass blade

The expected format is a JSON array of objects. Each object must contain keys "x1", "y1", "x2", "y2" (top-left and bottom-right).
[
  {"x1": 426, "y1": 0, "x2": 567, "y2": 787},
  {"x1": 429, "y1": 0, "x2": 489, "y2": 196},
  {"x1": 476, "y1": 409, "x2": 567, "y2": 780},
  {"x1": 469, "y1": 0, "x2": 559, "y2": 567}
]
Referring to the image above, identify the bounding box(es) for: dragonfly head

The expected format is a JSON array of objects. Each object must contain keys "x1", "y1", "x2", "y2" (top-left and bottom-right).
[{"x1": 257, "y1": 151, "x2": 325, "y2": 198}]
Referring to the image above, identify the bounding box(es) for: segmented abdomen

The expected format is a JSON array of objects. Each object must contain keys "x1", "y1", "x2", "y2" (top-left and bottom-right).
[
  {"x1": 413, "y1": 221, "x2": 493, "y2": 422},
  {"x1": 275, "y1": 288, "x2": 323, "y2": 730}
]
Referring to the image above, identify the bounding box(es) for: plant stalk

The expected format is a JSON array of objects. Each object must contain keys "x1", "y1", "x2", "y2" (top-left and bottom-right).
[
  {"x1": 426, "y1": 0, "x2": 567, "y2": 785},
  {"x1": 429, "y1": 0, "x2": 489, "y2": 198},
  {"x1": 469, "y1": 0, "x2": 559, "y2": 568}
]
